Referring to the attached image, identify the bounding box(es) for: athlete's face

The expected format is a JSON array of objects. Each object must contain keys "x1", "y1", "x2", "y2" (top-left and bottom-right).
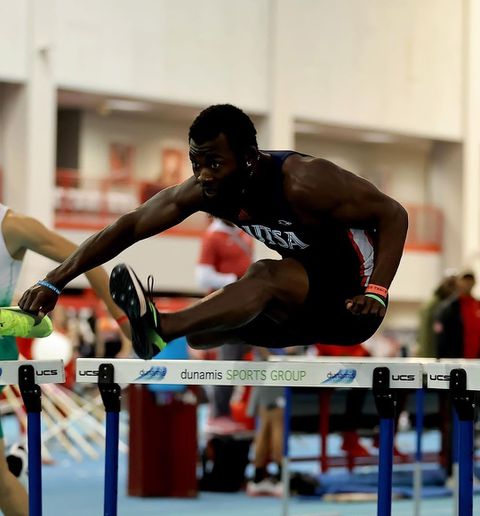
[{"x1": 189, "y1": 134, "x2": 248, "y2": 200}]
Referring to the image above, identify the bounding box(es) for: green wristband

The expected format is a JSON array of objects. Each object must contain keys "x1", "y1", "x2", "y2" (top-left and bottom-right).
[{"x1": 365, "y1": 293, "x2": 386, "y2": 308}]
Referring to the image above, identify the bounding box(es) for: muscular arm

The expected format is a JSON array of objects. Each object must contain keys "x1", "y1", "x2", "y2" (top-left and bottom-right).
[
  {"x1": 285, "y1": 157, "x2": 408, "y2": 313},
  {"x1": 18, "y1": 177, "x2": 204, "y2": 314},
  {"x1": 4, "y1": 211, "x2": 130, "y2": 336},
  {"x1": 47, "y1": 178, "x2": 203, "y2": 288}
]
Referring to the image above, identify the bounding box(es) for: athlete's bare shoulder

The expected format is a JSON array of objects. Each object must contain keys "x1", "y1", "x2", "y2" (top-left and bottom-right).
[
  {"x1": 282, "y1": 155, "x2": 348, "y2": 213},
  {"x1": 164, "y1": 176, "x2": 206, "y2": 212},
  {"x1": 282, "y1": 153, "x2": 402, "y2": 228}
]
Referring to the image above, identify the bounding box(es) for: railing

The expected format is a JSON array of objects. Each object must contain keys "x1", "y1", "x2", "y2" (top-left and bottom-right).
[
  {"x1": 54, "y1": 171, "x2": 444, "y2": 251},
  {"x1": 404, "y1": 204, "x2": 443, "y2": 252},
  {"x1": 54, "y1": 170, "x2": 208, "y2": 235}
]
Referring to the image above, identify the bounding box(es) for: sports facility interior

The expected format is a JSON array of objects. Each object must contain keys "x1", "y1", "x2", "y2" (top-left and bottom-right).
[{"x1": 0, "y1": 1, "x2": 479, "y2": 515}]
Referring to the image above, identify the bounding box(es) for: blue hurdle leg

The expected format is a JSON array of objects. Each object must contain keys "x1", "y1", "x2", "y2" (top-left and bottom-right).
[
  {"x1": 18, "y1": 364, "x2": 43, "y2": 516},
  {"x1": 372, "y1": 367, "x2": 396, "y2": 516},
  {"x1": 413, "y1": 388, "x2": 424, "y2": 516},
  {"x1": 98, "y1": 363, "x2": 122, "y2": 516},
  {"x1": 452, "y1": 409, "x2": 459, "y2": 516},
  {"x1": 457, "y1": 418, "x2": 473, "y2": 516},
  {"x1": 449, "y1": 368, "x2": 475, "y2": 516},
  {"x1": 377, "y1": 417, "x2": 394, "y2": 516},
  {"x1": 104, "y1": 411, "x2": 120, "y2": 516},
  {"x1": 27, "y1": 411, "x2": 42, "y2": 516}
]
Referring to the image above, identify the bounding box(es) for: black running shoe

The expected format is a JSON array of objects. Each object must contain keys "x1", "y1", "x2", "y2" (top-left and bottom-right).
[{"x1": 109, "y1": 264, "x2": 167, "y2": 360}]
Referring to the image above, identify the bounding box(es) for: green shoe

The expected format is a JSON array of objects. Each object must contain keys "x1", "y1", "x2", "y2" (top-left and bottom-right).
[
  {"x1": 109, "y1": 264, "x2": 167, "y2": 359},
  {"x1": 0, "y1": 307, "x2": 53, "y2": 338}
]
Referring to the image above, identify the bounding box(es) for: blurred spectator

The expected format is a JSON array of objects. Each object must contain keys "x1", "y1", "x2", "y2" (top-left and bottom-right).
[
  {"x1": 315, "y1": 339, "x2": 407, "y2": 459},
  {"x1": 416, "y1": 274, "x2": 457, "y2": 357},
  {"x1": 246, "y1": 348, "x2": 287, "y2": 497},
  {"x1": 434, "y1": 271, "x2": 480, "y2": 480},
  {"x1": 196, "y1": 218, "x2": 254, "y2": 434},
  {"x1": 435, "y1": 271, "x2": 480, "y2": 358}
]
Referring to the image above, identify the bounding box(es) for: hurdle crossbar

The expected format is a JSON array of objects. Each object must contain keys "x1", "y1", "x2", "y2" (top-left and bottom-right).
[
  {"x1": 0, "y1": 359, "x2": 65, "y2": 516},
  {"x1": 0, "y1": 360, "x2": 64, "y2": 385},
  {"x1": 75, "y1": 358, "x2": 423, "y2": 389},
  {"x1": 77, "y1": 358, "x2": 430, "y2": 516},
  {"x1": 424, "y1": 362, "x2": 479, "y2": 516}
]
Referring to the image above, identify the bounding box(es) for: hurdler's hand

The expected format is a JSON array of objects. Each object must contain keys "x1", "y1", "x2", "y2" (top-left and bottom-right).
[
  {"x1": 345, "y1": 294, "x2": 386, "y2": 318},
  {"x1": 18, "y1": 282, "x2": 60, "y2": 317}
]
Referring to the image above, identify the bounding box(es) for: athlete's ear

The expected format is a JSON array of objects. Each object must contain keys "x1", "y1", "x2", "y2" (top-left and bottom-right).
[{"x1": 244, "y1": 146, "x2": 259, "y2": 168}]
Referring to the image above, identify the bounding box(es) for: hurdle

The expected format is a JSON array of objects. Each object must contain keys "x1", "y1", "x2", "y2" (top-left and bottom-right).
[
  {"x1": 0, "y1": 359, "x2": 65, "y2": 516},
  {"x1": 77, "y1": 357, "x2": 423, "y2": 516},
  {"x1": 425, "y1": 360, "x2": 480, "y2": 516},
  {"x1": 271, "y1": 356, "x2": 437, "y2": 516}
]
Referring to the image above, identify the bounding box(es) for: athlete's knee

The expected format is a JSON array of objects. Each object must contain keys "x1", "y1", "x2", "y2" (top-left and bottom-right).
[
  {"x1": 244, "y1": 260, "x2": 280, "y2": 291},
  {"x1": 244, "y1": 259, "x2": 308, "y2": 305}
]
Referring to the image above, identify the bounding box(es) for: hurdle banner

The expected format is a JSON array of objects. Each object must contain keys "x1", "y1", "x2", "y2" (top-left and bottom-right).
[
  {"x1": 0, "y1": 360, "x2": 66, "y2": 516},
  {"x1": 425, "y1": 362, "x2": 480, "y2": 390},
  {"x1": 75, "y1": 358, "x2": 423, "y2": 388},
  {"x1": 0, "y1": 360, "x2": 65, "y2": 385},
  {"x1": 77, "y1": 358, "x2": 427, "y2": 516},
  {"x1": 425, "y1": 362, "x2": 479, "y2": 516}
]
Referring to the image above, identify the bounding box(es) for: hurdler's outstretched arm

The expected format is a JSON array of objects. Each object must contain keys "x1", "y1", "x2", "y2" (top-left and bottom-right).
[{"x1": 19, "y1": 178, "x2": 204, "y2": 315}]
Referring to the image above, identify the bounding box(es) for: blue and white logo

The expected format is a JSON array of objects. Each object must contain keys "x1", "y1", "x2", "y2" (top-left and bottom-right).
[
  {"x1": 321, "y1": 368, "x2": 357, "y2": 385},
  {"x1": 136, "y1": 366, "x2": 167, "y2": 381},
  {"x1": 0, "y1": 367, "x2": 2, "y2": 377}
]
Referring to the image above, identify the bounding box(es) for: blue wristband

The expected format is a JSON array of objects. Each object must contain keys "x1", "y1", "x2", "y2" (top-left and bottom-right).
[{"x1": 37, "y1": 280, "x2": 61, "y2": 296}]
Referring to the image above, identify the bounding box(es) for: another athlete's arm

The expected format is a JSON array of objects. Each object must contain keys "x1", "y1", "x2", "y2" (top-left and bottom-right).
[
  {"x1": 4, "y1": 211, "x2": 130, "y2": 337},
  {"x1": 285, "y1": 157, "x2": 408, "y2": 316},
  {"x1": 18, "y1": 178, "x2": 204, "y2": 315}
]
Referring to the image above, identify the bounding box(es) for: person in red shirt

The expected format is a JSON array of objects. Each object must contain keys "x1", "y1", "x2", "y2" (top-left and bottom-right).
[
  {"x1": 436, "y1": 271, "x2": 480, "y2": 358},
  {"x1": 196, "y1": 218, "x2": 254, "y2": 434},
  {"x1": 197, "y1": 218, "x2": 253, "y2": 289},
  {"x1": 314, "y1": 343, "x2": 373, "y2": 457},
  {"x1": 434, "y1": 271, "x2": 480, "y2": 480},
  {"x1": 458, "y1": 273, "x2": 480, "y2": 358}
]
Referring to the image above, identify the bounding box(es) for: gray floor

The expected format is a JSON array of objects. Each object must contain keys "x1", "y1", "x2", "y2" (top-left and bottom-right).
[
  {"x1": 4, "y1": 414, "x2": 479, "y2": 516},
  {"x1": 40, "y1": 455, "x2": 478, "y2": 516}
]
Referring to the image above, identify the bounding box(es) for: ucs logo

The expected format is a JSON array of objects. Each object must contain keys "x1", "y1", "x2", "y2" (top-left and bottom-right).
[
  {"x1": 391, "y1": 374, "x2": 416, "y2": 382},
  {"x1": 429, "y1": 374, "x2": 450, "y2": 382},
  {"x1": 321, "y1": 369, "x2": 357, "y2": 384},
  {"x1": 78, "y1": 370, "x2": 99, "y2": 377},
  {"x1": 36, "y1": 370, "x2": 58, "y2": 376},
  {"x1": 136, "y1": 366, "x2": 167, "y2": 381}
]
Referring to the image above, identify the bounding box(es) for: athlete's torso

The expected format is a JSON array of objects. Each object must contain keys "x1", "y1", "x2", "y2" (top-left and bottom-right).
[
  {"x1": 0, "y1": 204, "x2": 23, "y2": 359},
  {"x1": 0, "y1": 205, "x2": 22, "y2": 306},
  {"x1": 205, "y1": 151, "x2": 375, "y2": 283}
]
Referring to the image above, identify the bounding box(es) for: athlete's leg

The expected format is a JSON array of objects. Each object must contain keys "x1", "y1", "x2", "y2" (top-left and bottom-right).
[
  {"x1": 161, "y1": 258, "x2": 308, "y2": 340},
  {"x1": 0, "y1": 439, "x2": 28, "y2": 516},
  {"x1": 110, "y1": 259, "x2": 309, "y2": 358}
]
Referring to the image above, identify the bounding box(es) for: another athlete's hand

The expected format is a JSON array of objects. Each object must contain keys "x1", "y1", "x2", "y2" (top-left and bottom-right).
[
  {"x1": 18, "y1": 284, "x2": 59, "y2": 317},
  {"x1": 345, "y1": 294, "x2": 386, "y2": 318}
]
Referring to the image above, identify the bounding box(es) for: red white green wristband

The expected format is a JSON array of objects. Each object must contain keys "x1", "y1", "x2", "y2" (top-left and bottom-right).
[
  {"x1": 365, "y1": 293, "x2": 386, "y2": 308},
  {"x1": 365, "y1": 284, "x2": 388, "y2": 298}
]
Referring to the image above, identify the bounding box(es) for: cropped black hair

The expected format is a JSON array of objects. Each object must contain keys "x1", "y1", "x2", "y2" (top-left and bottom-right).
[{"x1": 189, "y1": 104, "x2": 258, "y2": 157}]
